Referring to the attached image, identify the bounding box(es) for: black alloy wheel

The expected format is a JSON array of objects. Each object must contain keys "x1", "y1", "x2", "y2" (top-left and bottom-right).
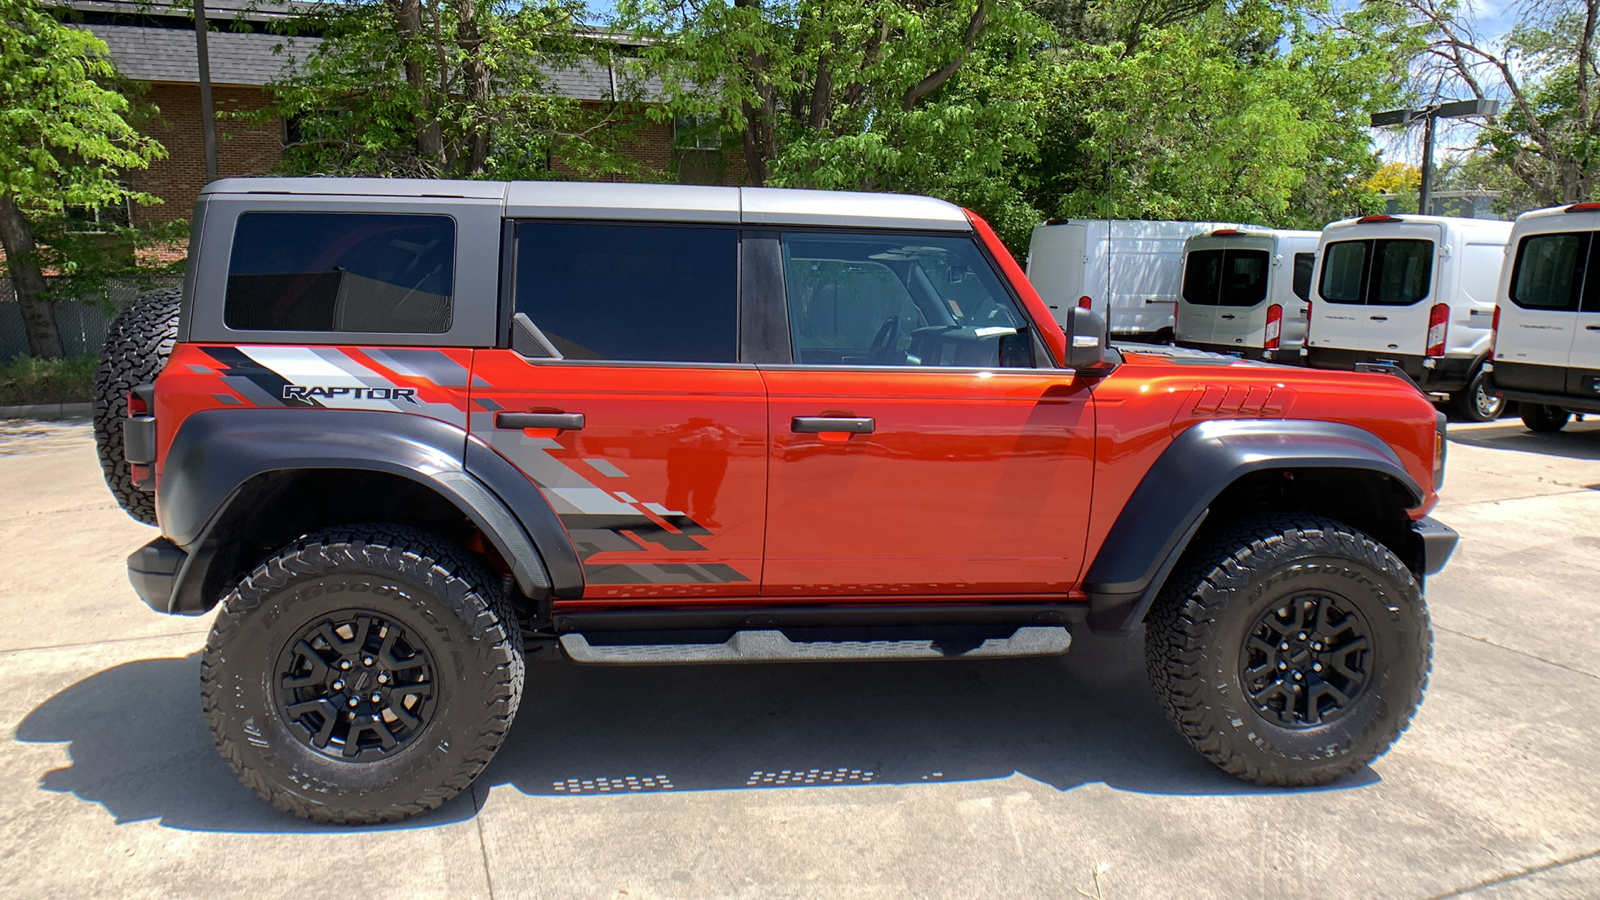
[
  {"x1": 1240, "y1": 592, "x2": 1373, "y2": 729},
  {"x1": 274, "y1": 611, "x2": 437, "y2": 761}
]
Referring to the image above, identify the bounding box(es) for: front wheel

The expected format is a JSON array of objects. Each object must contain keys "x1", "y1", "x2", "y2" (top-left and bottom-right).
[
  {"x1": 1145, "y1": 514, "x2": 1431, "y2": 786},
  {"x1": 1521, "y1": 404, "x2": 1571, "y2": 433},
  {"x1": 201, "y1": 525, "x2": 524, "y2": 824},
  {"x1": 1451, "y1": 368, "x2": 1505, "y2": 422}
]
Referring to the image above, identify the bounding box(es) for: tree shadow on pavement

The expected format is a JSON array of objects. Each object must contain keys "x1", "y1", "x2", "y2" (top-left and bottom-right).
[{"x1": 14, "y1": 631, "x2": 1377, "y2": 834}]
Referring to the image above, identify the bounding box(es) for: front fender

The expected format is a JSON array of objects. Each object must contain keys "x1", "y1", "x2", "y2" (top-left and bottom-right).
[{"x1": 1081, "y1": 419, "x2": 1425, "y2": 634}]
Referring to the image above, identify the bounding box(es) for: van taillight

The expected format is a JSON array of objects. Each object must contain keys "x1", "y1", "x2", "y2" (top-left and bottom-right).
[
  {"x1": 1078, "y1": 295, "x2": 1093, "y2": 310},
  {"x1": 1264, "y1": 304, "x2": 1283, "y2": 350},
  {"x1": 1490, "y1": 305, "x2": 1501, "y2": 356},
  {"x1": 1426, "y1": 303, "x2": 1450, "y2": 357},
  {"x1": 1302, "y1": 301, "x2": 1313, "y2": 345},
  {"x1": 128, "y1": 391, "x2": 148, "y2": 416}
]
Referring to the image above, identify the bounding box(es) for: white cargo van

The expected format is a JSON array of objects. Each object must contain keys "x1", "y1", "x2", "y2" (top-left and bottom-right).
[
  {"x1": 1304, "y1": 214, "x2": 1513, "y2": 421},
  {"x1": 1175, "y1": 228, "x2": 1320, "y2": 363},
  {"x1": 1026, "y1": 219, "x2": 1248, "y2": 342},
  {"x1": 1489, "y1": 202, "x2": 1600, "y2": 432}
]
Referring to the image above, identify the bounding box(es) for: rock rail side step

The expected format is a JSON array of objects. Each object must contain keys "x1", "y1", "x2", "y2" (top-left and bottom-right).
[{"x1": 558, "y1": 626, "x2": 1072, "y2": 665}]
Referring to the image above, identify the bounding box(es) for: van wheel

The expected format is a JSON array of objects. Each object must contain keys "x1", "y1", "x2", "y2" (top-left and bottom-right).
[
  {"x1": 1521, "y1": 404, "x2": 1571, "y2": 433},
  {"x1": 201, "y1": 524, "x2": 525, "y2": 824},
  {"x1": 1452, "y1": 368, "x2": 1504, "y2": 422},
  {"x1": 1145, "y1": 514, "x2": 1430, "y2": 786}
]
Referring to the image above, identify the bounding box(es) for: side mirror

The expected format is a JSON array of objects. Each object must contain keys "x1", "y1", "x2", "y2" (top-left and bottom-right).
[{"x1": 1063, "y1": 307, "x2": 1111, "y2": 373}]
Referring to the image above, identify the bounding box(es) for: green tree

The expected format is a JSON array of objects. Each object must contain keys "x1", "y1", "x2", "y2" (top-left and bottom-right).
[
  {"x1": 268, "y1": 0, "x2": 639, "y2": 179},
  {"x1": 1020, "y1": 0, "x2": 1415, "y2": 229},
  {"x1": 0, "y1": 0, "x2": 169, "y2": 359},
  {"x1": 616, "y1": 0, "x2": 1049, "y2": 247}
]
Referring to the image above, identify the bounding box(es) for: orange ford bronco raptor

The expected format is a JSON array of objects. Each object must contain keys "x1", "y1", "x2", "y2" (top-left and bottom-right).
[{"x1": 95, "y1": 178, "x2": 1455, "y2": 824}]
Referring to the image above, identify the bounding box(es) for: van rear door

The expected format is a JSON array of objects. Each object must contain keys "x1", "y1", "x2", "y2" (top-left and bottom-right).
[
  {"x1": 1314, "y1": 220, "x2": 1442, "y2": 356},
  {"x1": 1496, "y1": 225, "x2": 1587, "y2": 392},
  {"x1": 1177, "y1": 236, "x2": 1224, "y2": 346},
  {"x1": 1026, "y1": 222, "x2": 1088, "y2": 325}
]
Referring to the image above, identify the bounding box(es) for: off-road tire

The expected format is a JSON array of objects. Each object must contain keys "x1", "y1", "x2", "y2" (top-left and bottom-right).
[
  {"x1": 1452, "y1": 367, "x2": 1505, "y2": 422},
  {"x1": 93, "y1": 287, "x2": 181, "y2": 524},
  {"x1": 1144, "y1": 514, "x2": 1431, "y2": 786},
  {"x1": 1521, "y1": 404, "x2": 1571, "y2": 434},
  {"x1": 201, "y1": 525, "x2": 525, "y2": 824}
]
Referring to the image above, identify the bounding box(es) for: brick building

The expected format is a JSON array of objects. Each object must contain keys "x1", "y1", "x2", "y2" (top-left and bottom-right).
[{"x1": 55, "y1": 0, "x2": 746, "y2": 228}]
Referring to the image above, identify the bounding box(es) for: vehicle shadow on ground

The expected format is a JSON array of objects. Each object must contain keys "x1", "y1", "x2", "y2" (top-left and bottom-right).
[
  {"x1": 1449, "y1": 420, "x2": 1600, "y2": 462},
  {"x1": 13, "y1": 631, "x2": 1377, "y2": 834}
]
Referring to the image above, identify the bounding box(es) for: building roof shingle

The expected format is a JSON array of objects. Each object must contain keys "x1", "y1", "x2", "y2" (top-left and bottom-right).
[{"x1": 79, "y1": 24, "x2": 316, "y2": 86}]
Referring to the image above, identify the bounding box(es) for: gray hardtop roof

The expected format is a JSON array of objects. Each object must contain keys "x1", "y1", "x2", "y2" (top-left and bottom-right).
[{"x1": 202, "y1": 178, "x2": 971, "y2": 231}]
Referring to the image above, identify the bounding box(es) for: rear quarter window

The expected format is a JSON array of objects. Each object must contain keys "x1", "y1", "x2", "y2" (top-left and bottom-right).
[
  {"x1": 224, "y1": 212, "x2": 456, "y2": 333},
  {"x1": 1292, "y1": 252, "x2": 1314, "y2": 303}
]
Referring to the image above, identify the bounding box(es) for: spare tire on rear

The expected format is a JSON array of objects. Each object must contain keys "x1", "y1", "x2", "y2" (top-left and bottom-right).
[{"x1": 94, "y1": 287, "x2": 181, "y2": 525}]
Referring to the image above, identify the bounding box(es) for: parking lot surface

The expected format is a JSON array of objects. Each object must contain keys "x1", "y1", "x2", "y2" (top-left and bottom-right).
[{"x1": 2, "y1": 416, "x2": 1598, "y2": 899}]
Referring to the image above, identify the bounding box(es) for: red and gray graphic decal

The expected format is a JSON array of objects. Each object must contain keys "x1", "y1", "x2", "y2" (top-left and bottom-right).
[
  {"x1": 475, "y1": 417, "x2": 749, "y2": 586},
  {"x1": 196, "y1": 345, "x2": 471, "y2": 428}
]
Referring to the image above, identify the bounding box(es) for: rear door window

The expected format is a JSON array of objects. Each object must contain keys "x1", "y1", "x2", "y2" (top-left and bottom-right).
[
  {"x1": 1510, "y1": 232, "x2": 1589, "y2": 312},
  {"x1": 225, "y1": 212, "x2": 456, "y2": 333},
  {"x1": 1292, "y1": 252, "x2": 1314, "y2": 302},
  {"x1": 513, "y1": 222, "x2": 739, "y2": 363},
  {"x1": 1182, "y1": 248, "x2": 1270, "y2": 307},
  {"x1": 1318, "y1": 238, "x2": 1433, "y2": 306}
]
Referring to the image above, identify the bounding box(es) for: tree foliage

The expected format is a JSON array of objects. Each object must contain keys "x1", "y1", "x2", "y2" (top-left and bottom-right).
[
  {"x1": 268, "y1": 0, "x2": 643, "y2": 179},
  {"x1": 0, "y1": 0, "x2": 173, "y2": 359}
]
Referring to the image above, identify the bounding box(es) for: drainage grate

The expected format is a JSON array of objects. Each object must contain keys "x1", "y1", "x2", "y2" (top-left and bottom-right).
[
  {"x1": 552, "y1": 774, "x2": 675, "y2": 793},
  {"x1": 746, "y1": 767, "x2": 875, "y2": 787}
]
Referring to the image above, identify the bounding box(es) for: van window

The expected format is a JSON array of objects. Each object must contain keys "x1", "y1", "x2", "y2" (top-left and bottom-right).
[
  {"x1": 225, "y1": 212, "x2": 455, "y2": 333},
  {"x1": 1318, "y1": 238, "x2": 1433, "y2": 306},
  {"x1": 1292, "y1": 253, "x2": 1314, "y2": 303},
  {"x1": 1181, "y1": 248, "x2": 1269, "y2": 307},
  {"x1": 513, "y1": 222, "x2": 738, "y2": 363},
  {"x1": 1509, "y1": 232, "x2": 1588, "y2": 312}
]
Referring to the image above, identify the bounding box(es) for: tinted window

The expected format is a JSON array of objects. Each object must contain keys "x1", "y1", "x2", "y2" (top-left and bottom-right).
[
  {"x1": 514, "y1": 222, "x2": 737, "y2": 363},
  {"x1": 1318, "y1": 238, "x2": 1433, "y2": 306},
  {"x1": 781, "y1": 233, "x2": 1030, "y2": 367},
  {"x1": 1292, "y1": 252, "x2": 1314, "y2": 303},
  {"x1": 1510, "y1": 232, "x2": 1588, "y2": 312},
  {"x1": 226, "y1": 212, "x2": 455, "y2": 333},
  {"x1": 1369, "y1": 239, "x2": 1434, "y2": 306},
  {"x1": 1182, "y1": 248, "x2": 1268, "y2": 307},
  {"x1": 1320, "y1": 241, "x2": 1367, "y2": 304}
]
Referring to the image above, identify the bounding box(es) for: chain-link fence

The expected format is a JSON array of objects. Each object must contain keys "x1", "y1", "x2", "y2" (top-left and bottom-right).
[{"x1": 0, "y1": 277, "x2": 182, "y2": 362}]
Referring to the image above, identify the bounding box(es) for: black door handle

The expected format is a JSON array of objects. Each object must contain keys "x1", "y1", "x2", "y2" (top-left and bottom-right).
[
  {"x1": 496, "y1": 411, "x2": 585, "y2": 431},
  {"x1": 1370, "y1": 315, "x2": 1389, "y2": 321},
  {"x1": 792, "y1": 416, "x2": 875, "y2": 434},
  {"x1": 1587, "y1": 324, "x2": 1600, "y2": 331},
  {"x1": 1219, "y1": 314, "x2": 1236, "y2": 320}
]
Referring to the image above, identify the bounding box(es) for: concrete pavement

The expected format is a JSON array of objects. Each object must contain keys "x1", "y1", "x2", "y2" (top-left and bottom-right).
[{"x1": 2, "y1": 416, "x2": 1598, "y2": 899}]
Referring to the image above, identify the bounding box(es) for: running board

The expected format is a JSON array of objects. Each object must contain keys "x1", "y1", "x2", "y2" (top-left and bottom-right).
[{"x1": 557, "y1": 626, "x2": 1072, "y2": 665}]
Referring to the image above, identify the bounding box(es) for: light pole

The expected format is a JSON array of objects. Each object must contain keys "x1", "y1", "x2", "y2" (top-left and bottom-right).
[{"x1": 1371, "y1": 99, "x2": 1499, "y2": 215}]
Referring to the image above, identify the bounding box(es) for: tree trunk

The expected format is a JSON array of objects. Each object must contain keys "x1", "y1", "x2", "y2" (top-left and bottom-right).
[
  {"x1": 456, "y1": 0, "x2": 491, "y2": 176},
  {"x1": 0, "y1": 195, "x2": 65, "y2": 360},
  {"x1": 387, "y1": 0, "x2": 445, "y2": 165}
]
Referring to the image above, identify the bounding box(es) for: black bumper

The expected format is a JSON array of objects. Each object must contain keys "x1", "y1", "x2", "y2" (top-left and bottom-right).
[
  {"x1": 1304, "y1": 347, "x2": 1477, "y2": 394},
  {"x1": 1414, "y1": 516, "x2": 1458, "y2": 576},
  {"x1": 1493, "y1": 387, "x2": 1600, "y2": 415},
  {"x1": 128, "y1": 537, "x2": 186, "y2": 614}
]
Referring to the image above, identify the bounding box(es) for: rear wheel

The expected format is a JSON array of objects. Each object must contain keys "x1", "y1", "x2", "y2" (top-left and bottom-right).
[
  {"x1": 1451, "y1": 367, "x2": 1505, "y2": 422},
  {"x1": 1145, "y1": 514, "x2": 1431, "y2": 786},
  {"x1": 1521, "y1": 404, "x2": 1571, "y2": 433},
  {"x1": 93, "y1": 288, "x2": 181, "y2": 524},
  {"x1": 201, "y1": 524, "x2": 524, "y2": 824}
]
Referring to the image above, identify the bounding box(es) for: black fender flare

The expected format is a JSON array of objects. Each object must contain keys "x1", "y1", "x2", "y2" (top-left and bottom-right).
[
  {"x1": 157, "y1": 408, "x2": 583, "y2": 614},
  {"x1": 1081, "y1": 419, "x2": 1425, "y2": 635}
]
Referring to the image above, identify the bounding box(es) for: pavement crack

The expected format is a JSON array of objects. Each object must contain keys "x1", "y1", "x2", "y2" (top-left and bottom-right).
[
  {"x1": 1436, "y1": 625, "x2": 1600, "y2": 680},
  {"x1": 474, "y1": 782, "x2": 496, "y2": 900},
  {"x1": 0, "y1": 629, "x2": 211, "y2": 658},
  {"x1": 1444, "y1": 487, "x2": 1600, "y2": 507},
  {"x1": 1426, "y1": 847, "x2": 1600, "y2": 898}
]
